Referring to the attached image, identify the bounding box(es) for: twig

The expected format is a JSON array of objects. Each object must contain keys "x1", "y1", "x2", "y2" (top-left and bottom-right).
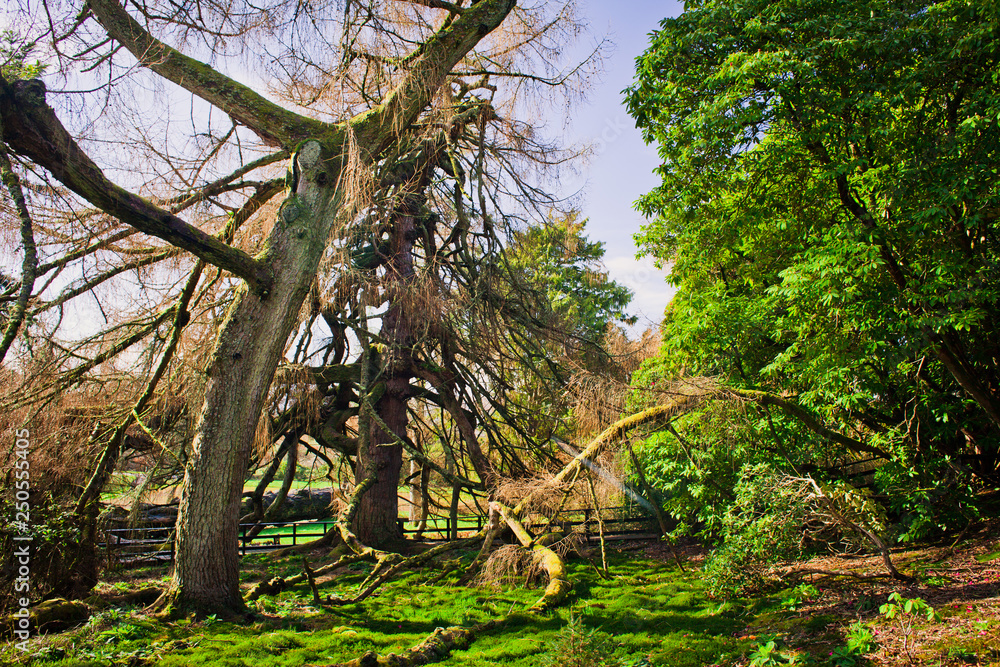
[{"x1": 302, "y1": 557, "x2": 323, "y2": 605}]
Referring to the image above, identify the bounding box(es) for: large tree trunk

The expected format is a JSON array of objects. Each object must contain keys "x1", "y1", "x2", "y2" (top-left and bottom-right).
[
  {"x1": 157, "y1": 142, "x2": 341, "y2": 617},
  {"x1": 353, "y1": 209, "x2": 417, "y2": 548}
]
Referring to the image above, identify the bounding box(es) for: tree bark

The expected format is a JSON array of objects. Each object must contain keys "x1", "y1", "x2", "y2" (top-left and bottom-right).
[
  {"x1": 157, "y1": 142, "x2": 342, "y2": 617},
  {"x1": 353, "y1": 209, "x2": 417, "y2": 547}
]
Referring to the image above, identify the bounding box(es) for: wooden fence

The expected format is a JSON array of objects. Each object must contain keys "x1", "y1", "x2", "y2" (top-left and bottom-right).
[{"x1": 100, "y1": 507, "x2": 658, "y2": 565}]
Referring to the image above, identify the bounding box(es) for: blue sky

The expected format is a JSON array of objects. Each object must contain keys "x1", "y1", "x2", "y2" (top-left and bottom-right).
[{"x1": 557, "y1": 0, "x2": 684, "y2": 333}]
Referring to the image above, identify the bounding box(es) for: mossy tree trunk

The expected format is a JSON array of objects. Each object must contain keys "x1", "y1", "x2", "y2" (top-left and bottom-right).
[{"x1": 162, "y1": 141, "x2": 343, "y2": 616}]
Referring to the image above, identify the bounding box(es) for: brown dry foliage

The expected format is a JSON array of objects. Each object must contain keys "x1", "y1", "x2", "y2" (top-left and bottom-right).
[
  {"x1": 493, "y1": 472, "x2": 579, "y2": 519},
  {"x1": 475, "y1": 544, "x2": 544, "y2": 591},
  {"x1": 563, "y1": 326, "x2": 661, "y2": 438}
]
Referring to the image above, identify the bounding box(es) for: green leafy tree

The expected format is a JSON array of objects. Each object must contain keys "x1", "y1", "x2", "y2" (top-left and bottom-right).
[
  {"x1": 625, "y1": 0, "x2": 1000, "y2": 489},
  {"x1": 506, "y1": 212, "x2": 635, "y2": 439},
  {"x1": 511, "y1": 211, "x2": 634, "y2": 342}
]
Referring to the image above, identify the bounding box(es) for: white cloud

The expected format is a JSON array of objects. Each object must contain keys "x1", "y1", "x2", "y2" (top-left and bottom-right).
[{"x1": 603, "y1": 255, "x2": 676, "y2": 335}]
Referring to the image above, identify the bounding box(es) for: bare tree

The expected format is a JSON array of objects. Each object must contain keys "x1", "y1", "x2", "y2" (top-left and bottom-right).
[
  {"x1": 1, "y1": 0, "x2": 613, "y2": 616},
  {"x1": 0, "y1": 0, "x2": 529, "y2": 617}
]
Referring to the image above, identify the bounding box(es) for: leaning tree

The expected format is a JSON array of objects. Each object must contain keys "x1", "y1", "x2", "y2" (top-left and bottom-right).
[{"x1": 0, "y1": 0, "x2": 547, "y2": 616}]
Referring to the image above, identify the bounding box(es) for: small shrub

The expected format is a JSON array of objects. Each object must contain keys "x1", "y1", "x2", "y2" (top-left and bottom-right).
[
  {"x1": 747, "y1": 638, "x2": 808, "y2": 666},
  {"x1": 543, "y1": 611, "x2": 623, "y2": 667},
  {"x1": 830, "y1": 621, "x2": 875, "y2": 666},
  {"x1": 879, "y1": 593, "x2": 940, "y2": 663},
  {"x1": 780, "y1": 583, "x2": 819, "y2": 611},
  {"x1": 704, "y1": 465, "x2": 812, "y2": 597},
  {"x1": 845, "y1": 621, "x2": 875, "y2": 653}
]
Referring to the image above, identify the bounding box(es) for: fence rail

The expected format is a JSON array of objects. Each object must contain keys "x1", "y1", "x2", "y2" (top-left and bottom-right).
[{"x1": 100, "y1": 507, "x2": 658, "y2": 565}]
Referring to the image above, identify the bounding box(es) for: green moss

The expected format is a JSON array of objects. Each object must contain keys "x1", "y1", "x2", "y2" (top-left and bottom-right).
[
  {"x1": 975, "y1": 549, "x2": 1000, "y2": 563},
  {"x1": 9, "y1": 554, "x2": 752, "y2": 667}
]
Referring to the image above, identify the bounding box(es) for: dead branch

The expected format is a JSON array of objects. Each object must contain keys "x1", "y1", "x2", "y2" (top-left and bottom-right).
[
  {"x1": 0, "y1": 114, "x2": 39, "y2": 365},
  {"x1": 329, "y1": 535, "x2": 482, "y2": 607},
  {"x1": 494, "y1": 502, "x2": 572, "y2": 612},
  {"x1": 324, "y1": 620, "x2": 503, "y2": 667},
  {"x1": 466, "y1": 502, "x2": 501, "y2": 576},
  {"x1": 75, "y1": 261, "x2": 204, "y2": 515},
  {"x1": 303, "y1": 558, "x2": 323, "y2": 605},
  {"x1": 795, "y1": 475, "x2": 914, "y2": 583},
  {"x1": 775, "y1": 567, "x2": 892, "y2": 582}
]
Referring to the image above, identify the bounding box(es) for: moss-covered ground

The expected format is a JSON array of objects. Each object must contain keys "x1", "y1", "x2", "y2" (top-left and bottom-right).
[{"x1": 3, "y1": 534, "x2": 999, "y2": 666}]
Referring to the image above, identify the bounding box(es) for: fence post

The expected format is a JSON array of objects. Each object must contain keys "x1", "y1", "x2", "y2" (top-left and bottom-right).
[
  {"x1": 240, "y1": 525, "x2": 246, "y2": 556},
  {"x1": 292, "y1": 523, "x2": 297, "y2": 546}
]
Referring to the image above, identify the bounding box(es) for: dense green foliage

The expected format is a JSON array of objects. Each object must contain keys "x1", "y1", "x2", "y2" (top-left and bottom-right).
[
  {"x1": 621, "y1": 0, "x2": 1000, "y2": 584},
  {"x1": 624, "y1": 0, "x2": 1000, "y2": 556},
  {"x1": 510, "y1": 212, "x2": 634, "y2": 343}
]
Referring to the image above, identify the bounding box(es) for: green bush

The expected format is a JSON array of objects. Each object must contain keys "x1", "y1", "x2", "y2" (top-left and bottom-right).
[{"x1": 703, "y1": 465, "x2": 811, "y2": 598}]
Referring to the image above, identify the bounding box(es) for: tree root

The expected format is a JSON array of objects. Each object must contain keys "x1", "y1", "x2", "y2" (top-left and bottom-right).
[
  {"x1": 151, "y1": 586, "x2": 252, "y2": 621},
  {"x1": 1, "y1": 598, "x2": 90, "y2": 639},
  {"x1": 85, "y1": 586, "x2": 163, "y2": 610}
]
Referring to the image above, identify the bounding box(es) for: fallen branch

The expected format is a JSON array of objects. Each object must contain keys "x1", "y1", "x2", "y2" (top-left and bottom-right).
[
  {"x1": 495, "y1": 502, "x2": 572, "y2": 612},
  {"x1": 775, "y1": 567, "x2": 893, "y2": 582},
  {"x1": 515, "y1": 394, "x2": 708, "y2": 517},
  {"x1": 245, "y1": 548, "x2": 365, "y2": 601},
  {"x1": 246, "y1": 471, "x2": 379, "y2": 603},
  {"x1": 797, "y1": 475, "x2": 914, "y2": 583},
  {"x1": 329, "y1": 535, "x2": 482, "y2": 606},
  {"x1": 303, "y1": 558, "x2": 322, "y2": 605},
  {"x1": 321, "y1": 619, "x2": 502, "y2": 667},
  {"x1": 586, "y1": 475, "x2": 609, "y2": 575}
]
